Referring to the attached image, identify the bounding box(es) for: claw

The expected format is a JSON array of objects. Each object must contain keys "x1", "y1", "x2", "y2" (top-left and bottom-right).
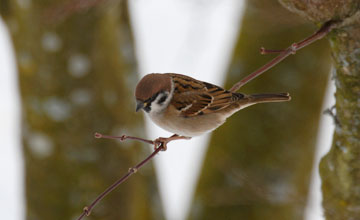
[
  {"x1": 154, "y1": 138, "x2": 168, "y2": 151},
  {"x1": 152, "y1": 135, "x2": 191, "y2": 151}
]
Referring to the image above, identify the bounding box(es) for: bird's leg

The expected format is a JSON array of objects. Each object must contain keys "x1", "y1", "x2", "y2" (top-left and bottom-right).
[{"x1": 154, "y1": 134, "x2": 191, "y2": 151}]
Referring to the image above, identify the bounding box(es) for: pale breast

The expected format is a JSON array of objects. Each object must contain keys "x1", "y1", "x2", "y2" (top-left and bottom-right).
[{"x1": 148, "y1": 105, "x2": 228, "y2": 137}]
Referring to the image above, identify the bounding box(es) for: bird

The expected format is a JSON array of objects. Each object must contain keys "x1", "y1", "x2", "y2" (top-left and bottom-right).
[{"x1": 135, "y1": 73, "x2": 290, "y2": 149}]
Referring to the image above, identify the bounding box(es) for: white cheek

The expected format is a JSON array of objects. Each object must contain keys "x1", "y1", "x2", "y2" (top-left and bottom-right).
[
  {"x1": 150, "y1": 102, "x2": 166, "y2": 114},
  {"x1": 149, "y1": 91, "x2": 172, "y2": 115}
]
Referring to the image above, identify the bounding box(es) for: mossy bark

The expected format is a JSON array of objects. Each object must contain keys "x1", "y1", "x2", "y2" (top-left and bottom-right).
[
  {"x1": 321, "y1": 12, "x2": 360, "y2": 220},
  {"x1": 0, "y1": 1, "x2": 162, "y2": 219},
  {"x1": 190, "y1": 1, "x2": 331, "y2": 219},
  {"x1": 279, "y1": 1, "x2": 360, "y2": 219}
]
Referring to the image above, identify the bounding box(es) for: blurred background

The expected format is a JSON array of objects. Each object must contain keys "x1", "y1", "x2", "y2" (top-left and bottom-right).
[{"x1": 0, "y1": 0, "x2": 334, "y2": 219}]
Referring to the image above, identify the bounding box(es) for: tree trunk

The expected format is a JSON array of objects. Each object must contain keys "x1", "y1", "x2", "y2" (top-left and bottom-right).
[
  {"x1": 279, "y1": 0, "x2": 360, "y2": 219},
  {"x1": 190, "y1": 0, "x2": 331, "y2": 219},
  {"x1": 0, "y1": 1, "x2": 163, "y2": 219}
]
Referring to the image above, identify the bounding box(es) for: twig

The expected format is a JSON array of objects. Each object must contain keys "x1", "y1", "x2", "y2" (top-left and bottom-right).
[
  {"x1": 76, "y1": 132, "x2": 189, "y2": 220},
  {"x1": 94, "y1": 132, "x2": 155, "y2": 145},
  {"x1": 260, "y1": 47, "x2": 285, "y2": 54},
  {"x1": 324, "y1": 106, "x2": 341, "y2": 127},
  {"x1": 229, "y1": 20, "x2": 340, "y2": 92},
  {"x1": 76, "y1": 133, "x2": 161, "y2": 220}
]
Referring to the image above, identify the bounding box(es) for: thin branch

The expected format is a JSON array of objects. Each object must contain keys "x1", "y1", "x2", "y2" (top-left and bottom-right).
[
  {"x1": 323, "y1": 106, "x2": 341, "y2": 127},
  {"x1": 94, "y1": 132, "x2": 155, "y2": 145},
  {"x1": 76, "y1": 132, "x2": 190, "y2": 220},
  {"x1": 260, "y1": 47, "x2": 285, "y2": 54},
  {"x1": 229, "y1": 20, "x2": 339, "y2": 92},
  {"x1": 76, "y1": 133, "x2": 162, "y2": 220}
]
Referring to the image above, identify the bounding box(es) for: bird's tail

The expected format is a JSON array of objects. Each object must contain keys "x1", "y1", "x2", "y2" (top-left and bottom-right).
[{"x1": 248, "y1": 92, "x2": 291, "y2": 103}]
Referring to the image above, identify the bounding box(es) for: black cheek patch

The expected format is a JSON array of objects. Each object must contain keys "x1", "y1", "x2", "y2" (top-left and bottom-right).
[{"x1": 158, "y1": 95, "x2": 168, "y2": 104}]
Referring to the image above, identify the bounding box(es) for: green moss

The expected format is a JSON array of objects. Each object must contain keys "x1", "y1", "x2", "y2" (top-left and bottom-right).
[{"x1": 320, "y1": 15, "x2": 360, "y2": 220}]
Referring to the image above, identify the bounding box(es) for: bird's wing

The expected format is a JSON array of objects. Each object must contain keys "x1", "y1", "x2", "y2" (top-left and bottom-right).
[{"x1": 169, "y1": 74, "x2": 245, "y2": 117}]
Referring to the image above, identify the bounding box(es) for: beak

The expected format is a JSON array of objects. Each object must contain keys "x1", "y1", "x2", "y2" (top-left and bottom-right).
[{"x1": 136, "y1": 100, "x2": 144, "y2": 112}]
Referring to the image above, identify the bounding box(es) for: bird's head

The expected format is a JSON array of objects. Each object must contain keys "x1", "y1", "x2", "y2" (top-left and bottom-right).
[{"x1": 135, "y1": 73, "x2": 172, "y2": 114}]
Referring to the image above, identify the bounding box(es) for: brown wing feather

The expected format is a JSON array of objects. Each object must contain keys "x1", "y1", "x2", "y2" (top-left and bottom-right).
[{"x1": 168, "y1": 74, "x2": 244, "y2": 117}]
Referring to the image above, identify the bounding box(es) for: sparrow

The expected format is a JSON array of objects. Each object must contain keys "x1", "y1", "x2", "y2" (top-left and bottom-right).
[{"x1": 135, "y1": 73, "x2": 290, "y2": 140}]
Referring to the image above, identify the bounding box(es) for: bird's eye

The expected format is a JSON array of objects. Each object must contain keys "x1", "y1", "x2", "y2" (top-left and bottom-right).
[{"x1": 157, "y1": 94, "x2": 168, "y2": 104}]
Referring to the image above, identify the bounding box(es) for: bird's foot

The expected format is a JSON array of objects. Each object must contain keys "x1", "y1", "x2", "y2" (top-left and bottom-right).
[{"x1": 154, "y1": 134, "x2": 191, "y2": 151}]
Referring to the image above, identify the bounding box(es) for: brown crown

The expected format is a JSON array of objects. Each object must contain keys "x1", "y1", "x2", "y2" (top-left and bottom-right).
[{"x1": 135, "y1": 73, "x2": 172, "y2": 101}]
